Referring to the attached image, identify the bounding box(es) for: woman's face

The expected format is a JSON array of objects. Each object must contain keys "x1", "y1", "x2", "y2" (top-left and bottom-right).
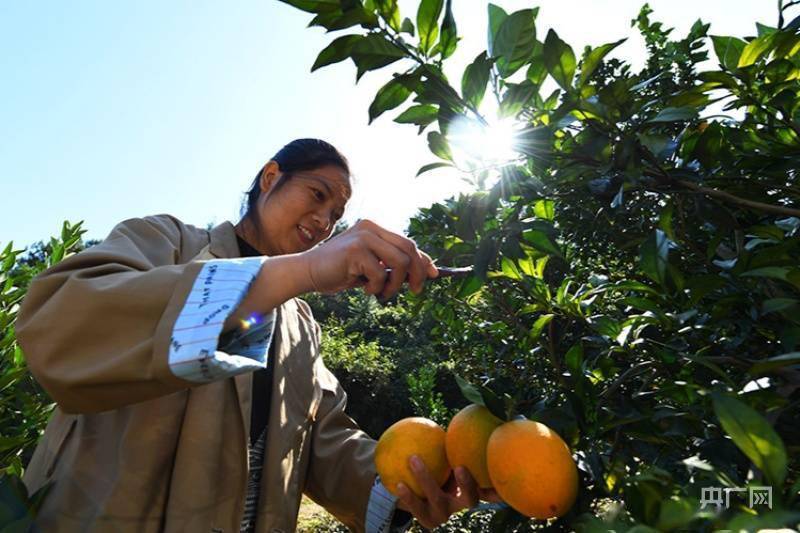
[{"x1": 254, "y1": 162, "x2": 351, "y2": 256}]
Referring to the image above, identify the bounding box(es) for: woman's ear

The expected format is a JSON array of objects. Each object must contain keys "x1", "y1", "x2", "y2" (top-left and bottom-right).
[{"x1": 259, "y1": 161, "x2": 281, "y2": 193}]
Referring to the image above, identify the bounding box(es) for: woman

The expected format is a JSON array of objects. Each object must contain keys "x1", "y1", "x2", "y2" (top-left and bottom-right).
[{"x1": 16, "y1": 139, "x2": 496, "y2": 533}]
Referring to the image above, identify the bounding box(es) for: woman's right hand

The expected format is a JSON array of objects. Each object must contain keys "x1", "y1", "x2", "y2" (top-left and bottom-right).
[{"x1": 301, "y1": 219, "x2": 438, "y2": 299}]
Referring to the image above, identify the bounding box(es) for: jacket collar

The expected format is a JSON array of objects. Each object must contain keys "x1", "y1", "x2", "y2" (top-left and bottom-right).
[{"x1": 208, "y1": 221, "x2": 241, "y2": 259}]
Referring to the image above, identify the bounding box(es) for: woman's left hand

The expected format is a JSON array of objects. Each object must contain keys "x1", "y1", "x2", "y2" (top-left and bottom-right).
[{"x1": 394, "y1": 455, "x2": 504, "y2": 529}]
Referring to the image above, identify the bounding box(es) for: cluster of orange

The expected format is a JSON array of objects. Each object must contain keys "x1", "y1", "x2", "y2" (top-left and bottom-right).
[{"x1": 374, "y1": 405, "x2": 578, "y2": 519}]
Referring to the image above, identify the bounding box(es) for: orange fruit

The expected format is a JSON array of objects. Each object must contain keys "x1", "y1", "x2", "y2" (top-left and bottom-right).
[
  {"x1": 445, "y1": 404, "x2": 503, "y2": 488},
  {"x1": 374, "y1": 417, "x2": 451, "y2": 498},
  {"x1": 487, "y1": 419, "x2": 578, "y2": 519}
]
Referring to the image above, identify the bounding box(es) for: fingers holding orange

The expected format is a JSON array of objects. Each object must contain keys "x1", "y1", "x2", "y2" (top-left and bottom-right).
[
  {"x1": 376, "y1": 408, "x2": 579, "y2": 524},
  {"x1": 374, "y1": 417, "x2": 450, "y2": 499}
]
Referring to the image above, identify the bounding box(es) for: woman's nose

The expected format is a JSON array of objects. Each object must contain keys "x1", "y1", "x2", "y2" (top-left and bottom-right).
[{"x1": 312, "y1": 211, "x2": 331, "y2": 232}]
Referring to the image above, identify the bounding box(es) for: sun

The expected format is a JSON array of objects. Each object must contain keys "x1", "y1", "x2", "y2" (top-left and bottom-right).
[{"x1": 446, "y1": 115, "x2": 519, "y2": 171}]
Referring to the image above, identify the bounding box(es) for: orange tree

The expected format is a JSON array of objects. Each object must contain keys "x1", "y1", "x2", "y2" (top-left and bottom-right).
[{"x1": 280, "y1": 0, "x2": 800, "y2": 530}]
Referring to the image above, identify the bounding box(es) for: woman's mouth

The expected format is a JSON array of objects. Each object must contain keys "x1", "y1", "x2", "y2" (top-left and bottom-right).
[{"x1": 297, "y1": 225, "x2": 314, "y2": 245}]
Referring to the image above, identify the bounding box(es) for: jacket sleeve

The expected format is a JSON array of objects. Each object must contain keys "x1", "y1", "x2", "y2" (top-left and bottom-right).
[
  {"x1": 15, "y1": 214, "x2": 274, "y2": 414},
  {"x1": 302, "y1": 350, "x2": 380, "y2": 533}
]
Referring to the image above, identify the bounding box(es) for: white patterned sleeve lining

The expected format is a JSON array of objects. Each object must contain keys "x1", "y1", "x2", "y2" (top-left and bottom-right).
[
  {"x1": 365, "y1": 477, "x2": 412, "y2": 533},
  {"x1": 168, "y1": 257, "x2": 275, "y2": 382}
]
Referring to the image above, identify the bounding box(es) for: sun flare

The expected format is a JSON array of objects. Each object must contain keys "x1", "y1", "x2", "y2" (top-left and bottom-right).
[{"x1": 446, "y1": 116, "x2": 519, "y2": 170}]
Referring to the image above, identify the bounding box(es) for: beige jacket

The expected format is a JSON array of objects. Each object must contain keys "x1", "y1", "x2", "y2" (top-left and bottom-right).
[{"x1": 16, "y1": 215, "x2": 377, "y2": 533}]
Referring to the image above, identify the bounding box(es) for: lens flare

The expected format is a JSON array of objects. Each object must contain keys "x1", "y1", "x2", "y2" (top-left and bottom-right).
[{"x1": 238, "y1": 313, "x2": 261, "y2": 331}]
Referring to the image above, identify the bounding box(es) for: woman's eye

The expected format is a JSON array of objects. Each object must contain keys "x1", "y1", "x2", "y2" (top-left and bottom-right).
[{"x1": 311, "y1": 189, "x2": 325, "y2": 201}]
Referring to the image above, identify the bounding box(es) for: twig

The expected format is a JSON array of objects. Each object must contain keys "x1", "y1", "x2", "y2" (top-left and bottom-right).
[
  {"x1": 671, "y1": 178, "x2": 800, "y2": 218},
  {"x1": 598, "y1": 361, "x2": 655, "y2": 401},
  {"x1": 780, "y1": 0, "x2": 800, "y2": 28},
  {"x1": 379, "y1": 24, "x2": 489, "y2": 127}
]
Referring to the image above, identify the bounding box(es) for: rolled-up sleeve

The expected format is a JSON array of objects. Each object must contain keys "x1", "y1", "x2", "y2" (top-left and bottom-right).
[
  {"x1": 169, "y1": 257, "x2": 274, "y2": 383},
  {"x1": 366, "y1": 477, "x2": 412, "y2": 533}
]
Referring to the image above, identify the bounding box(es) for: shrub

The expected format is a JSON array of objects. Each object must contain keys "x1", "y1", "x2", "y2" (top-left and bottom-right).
[{"x1": 0, "y1": 221, "x2": 87, "y2": 527}]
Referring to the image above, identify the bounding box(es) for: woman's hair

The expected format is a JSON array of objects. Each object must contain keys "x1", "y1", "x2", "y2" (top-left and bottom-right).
[{"x1": 240, "y1": 138, "x2": 350, "y2": 233}]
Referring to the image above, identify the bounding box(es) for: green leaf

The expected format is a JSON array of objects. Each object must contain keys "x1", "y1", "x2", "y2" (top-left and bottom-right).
[
  {"x1": 657, "y1": 202, "x2": 675, "y2": 240},
  {"x1": 498, "y1": 81, "x2": 537, "y2": 118},
  {"x1": 579, "y1": 38, "x2": 626, "y2": 87},
  {"x1": 487, "y1": 4, "x2": 509, "y2": 56},
  {"x1": 452, "y1": 376, "x2": 508, "y2": 420},
  {"x1": 276, "y1": 0, "x2": 339, "y2": 15},
  {"x1": 543, "y1": 29, "x2": 576, "y2": 90},
  {"x1": 368, "y1": 75, "x2": 414, "y2": 124},
  {"x1": 438, "y1": 0, "x2": 457, "y2": 59},
  {"x1": 748, "y1": 352, "x2": 800, "y2": 376},
  {"x1": 712, "y1": 393, "x2": 787, "y2": 488},
  {"x1": 646, "y1": 107, "x2": 699, "y2": 123},
  {"x1": 756, "y1": 22, "x2": 777, "y2": 36},
  {"x1": 762, "y1": 298, "x2": 798, "y2": 314},
  {"x1": 530, "y1": 314, "x2": 554, "y2": 340},
  {"x1": 394, "y1": 104, "x2": 435, "y2": 123},
  {"x1": 461, "y1": 52, "x2": 492, "y2": 109},
  {"x1": 738, "y1": 33, "x2": 775, "y2": 67},
  {"x1": 399, "y1": 17, "x2": 414, "y2": 36},
  {"x1": 493, "y1": 8, "x2": 538, "y2": 78},
  {"x1": 375, "y1": 0, "x2": 401, "y2": 32},
  {"x1": 415, "y1": 162, "x2": 452, "y2": 177},
  {"x1": 637, "y1": 133, "x2": 676, "y2": 159},
  {"x1": 565, "y1": 342, "x2": 583, "y2": 376},
  {"x1": 455, "y1": 275, "x2": 483, "y2": 299},
  {"x1": 350, "y1": 34, "x2": 406, "y2": 80},
  {"x1": 394, "y1": 104, "x2": 438, "y2": 132},
  {"x1": 416, "y1": 0, "x2": 442, "y2": 55},
  {"x1": 480, "y1": 387, "x2": 508, "y2": 421},
  {"x1": 454, "y1": 374, "x2": 484, "y2": 406},
  {"x1": 427, "y1": 131, "x2": 452, "y2": 161},
  {"x1": 741, "y1": 267, "x2": 790, "y2": 280},
  {"x1": 522, "y1": 229, "x2": 561, "y2": 257},
  {"x1": 533, "y1": 199, "x2": 554, "y2": 221},
  {"x1": 309, "y1": 7, "x2": 376, "y2": 32},
  {"x1": 711, "y1": 35, "x2": 747, "y2": 70},
  {"x1": 657, "y1": 497, "x2": 697, "y2": 532},
  {"x1": 500, "y1": 257, "x2": 523, "y2": 280},
  {"x1": 774, "y1": 32, "x2": 800, "y2": 58},
  {"x1": 526, "y1": 41, "x2": 547, "y2": 86},
  {"x1": 640, "y1": 229, "x2": 669, "y2": 286},
  {"x1": 612, "y1": 280, "x2": 661, "y2": 296},
  {"x1": 312, "y1": 36, "x2": 363, "y2": 73}
]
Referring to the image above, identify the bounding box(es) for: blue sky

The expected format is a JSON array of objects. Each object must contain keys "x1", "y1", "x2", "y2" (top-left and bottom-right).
[{"x1": 1, "y1": 1, "x2": 771, "y2": 248}]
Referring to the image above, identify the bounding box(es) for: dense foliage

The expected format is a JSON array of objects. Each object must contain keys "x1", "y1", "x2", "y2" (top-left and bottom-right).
[
  {"x1": 307, "y1": 289, "x2": 460, "y2": 435},
  {"x1": 282, "y1": 0, "x2": 800, "y2": 530},
  {"x1": 0, "y1": 222, "x2": 87, "y2": 528}
]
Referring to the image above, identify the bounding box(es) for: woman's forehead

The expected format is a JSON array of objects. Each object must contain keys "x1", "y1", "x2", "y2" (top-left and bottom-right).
[{"x1": 293, "y1": 168, "x2": 351, "y2": 202}]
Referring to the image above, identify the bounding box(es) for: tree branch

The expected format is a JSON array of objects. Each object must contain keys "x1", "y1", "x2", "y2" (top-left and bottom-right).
[{"x1": 670, "y1": 177, "x2": 800, "y2": 218}]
